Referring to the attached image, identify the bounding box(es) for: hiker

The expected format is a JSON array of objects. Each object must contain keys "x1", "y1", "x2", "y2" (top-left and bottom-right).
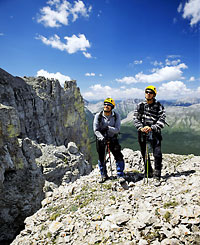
[
  {"x1": 133, "y1": 85, "x2": 166, "y2": 184},
  {"x1": 93, "y1": 98, "x2": 125, "y2": 183}
]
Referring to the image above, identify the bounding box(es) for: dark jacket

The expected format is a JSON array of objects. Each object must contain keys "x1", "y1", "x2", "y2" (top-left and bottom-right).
[{"x1": 133, "y1": 99, "x2": 166, "y2": 134}]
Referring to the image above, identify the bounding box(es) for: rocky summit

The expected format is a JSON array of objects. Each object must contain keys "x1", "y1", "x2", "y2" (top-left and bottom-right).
[{"x1": 12, "y1": 150, "x2": 200, "y2": 245}]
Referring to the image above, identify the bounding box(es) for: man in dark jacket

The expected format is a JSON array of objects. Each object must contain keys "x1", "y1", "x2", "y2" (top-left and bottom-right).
[
  {"x1": 133, "y1": 85, "x2": 166, "y2": 185},
  {"x1": 93, "y1": 98, "x2": 125, "y2": 183}
]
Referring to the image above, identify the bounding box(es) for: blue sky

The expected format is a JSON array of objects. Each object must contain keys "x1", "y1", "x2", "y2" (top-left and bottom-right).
[{"x1": 0, "y1": 0, "x2": 200, "y2": 101}]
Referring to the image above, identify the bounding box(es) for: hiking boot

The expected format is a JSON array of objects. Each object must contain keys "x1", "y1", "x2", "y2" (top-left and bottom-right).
[
  {"x1": 99, "y1": 175, "x2": 109, "y2": 183},
  {"x1": 154, "y1": 170, "x2": 161, "y2": 186},
  {"x1": 117, "y1": 176, "x2": 126, "y2": 184},
  {"x1": 154, "y1": 176, "x2": 161, "y2": 186}
]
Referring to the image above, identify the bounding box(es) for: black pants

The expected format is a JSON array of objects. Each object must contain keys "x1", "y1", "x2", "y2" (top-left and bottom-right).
[
  {"x1": 138, "y1": 131, "x2": 162, "y2": 172},
  {"x1": 96, "y1": 137, "x2": 124, "y2": 163}
]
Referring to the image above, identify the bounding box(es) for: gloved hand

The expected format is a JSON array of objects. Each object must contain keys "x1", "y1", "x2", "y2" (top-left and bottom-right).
[
  {"x1": 100, "y1": 126, "x2": 109, "y2": 134},
  {"x1": 98, "y1": 136, "x2": 106, "y2": 144}
]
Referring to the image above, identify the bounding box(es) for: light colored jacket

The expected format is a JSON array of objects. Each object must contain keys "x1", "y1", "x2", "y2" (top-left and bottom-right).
[{"x1": 93, "y1": 111, "x2": 121, "y2": 140}]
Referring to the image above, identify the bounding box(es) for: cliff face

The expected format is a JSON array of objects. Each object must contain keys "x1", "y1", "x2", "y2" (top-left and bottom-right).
[
  {"x1": 0, "y1": 104, "x2": 45, "y2": 242},
  {"x1": 0, "y1": 68, "x2": 92, "y2": 242},
  {"x1": 0, "y1": 68, "x2": 90, "y2": 160}
]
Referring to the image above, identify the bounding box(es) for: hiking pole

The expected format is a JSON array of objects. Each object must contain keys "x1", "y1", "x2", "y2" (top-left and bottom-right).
[
  {"x1": 107, "y1": 141, "x2": 113, "y2": 178},
  {"x1": 146, "y1": 142, "x2": 149, "y2": 185}
]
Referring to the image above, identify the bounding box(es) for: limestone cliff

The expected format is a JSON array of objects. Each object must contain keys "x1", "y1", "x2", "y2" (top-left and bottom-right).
[
  {"x1": 0, "y1": 68, "x2": 90, "y2": 160},
  {"x1": 0, "y1": 104, "x2": 45, "y2": 242},
  {"x1": 0, "y1": 68, "x2": 92, "y2": 243}
]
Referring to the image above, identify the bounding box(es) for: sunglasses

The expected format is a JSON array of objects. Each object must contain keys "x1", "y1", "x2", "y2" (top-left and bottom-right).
[
  {"x1": 104, "y1": 103, "x2": 111, "y2": 106},
  {"x1": 145, "y1": 91, "x2": 154, "y2": 94}
]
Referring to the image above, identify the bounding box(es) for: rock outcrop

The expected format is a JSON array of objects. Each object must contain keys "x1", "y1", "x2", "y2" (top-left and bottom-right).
[
  {"x1": 36, "y1": 142, "x2": 92, "y2": 187},
  {"x1": 0, "y1": 68, "x2": 90, "y2": 160},
  {"x1": 0, "y1": 104, "x2": 45, "y2": 242},
  {"x1": 0, "y1": 68, "x2": 92, "y2": 243},
  {"x1": 11, "y1": 150, "x2": 200, "y2": 244}
]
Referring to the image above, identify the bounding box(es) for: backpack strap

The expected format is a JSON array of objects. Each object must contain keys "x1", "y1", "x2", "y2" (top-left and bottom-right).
[
  {"x1": 98, "y1": 111, "x2": 117, "y2": 124},
  {"x1": 138, "y1": 101, "x2": 161, "y2": 116},
  {"x1": 98, "y1": 110, "x2": 104, "y2": 123}
]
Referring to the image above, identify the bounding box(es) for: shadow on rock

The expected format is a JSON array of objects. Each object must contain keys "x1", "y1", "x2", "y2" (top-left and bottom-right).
[
  {"x1": 124, "y1": 172, "x2": 143, "y2": 183},
  {"x1": 162, "y1": 169, "x2": 196, "y2": 180}
]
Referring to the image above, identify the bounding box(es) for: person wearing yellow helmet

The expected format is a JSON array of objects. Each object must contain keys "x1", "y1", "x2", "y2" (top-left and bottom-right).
[
  {"x1": 133, "y1": 86, "x2": 166, "y2": 186},
  {"x1": 103, "y1": 98, "x2": 116, "y2": 109},
  {"x1": 145, "y1": 85, "x2": 157, "y2": 96},
  {"x1": 93, "y1": 98, "x2": 125, "y2": 184}
]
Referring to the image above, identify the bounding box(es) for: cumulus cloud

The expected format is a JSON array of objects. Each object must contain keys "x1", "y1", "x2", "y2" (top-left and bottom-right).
[
  {"x1": 36, "y1": 33, "x2": 91, "y2": 57},
  {"x1": 178, "y1": 0, "x2": 200, "y2": 26},
  {"x1": 37, "y1": 0, "x2": 92, "y2": 27},
  {"x1": 82, "y1": 81, "x2": 198, "y2": 100},
  {"x1": 36, "y1": 69, "x2": 71, "y2": 87},
  {"x1": 82, "y1": 84, "x2": 144, "y2": 100},
  {"x1": 71, "y1": 0, "x2": 91, "y2": 21},
  {"x1": 85, "y1": 72, "x2": 95, "y2": 76},
  {"x1": 116, "y1": 63, "x2": 188, "y2": 84},
  {"x1": 158, "y1": 81, "x2": 192, "y2": 99}
]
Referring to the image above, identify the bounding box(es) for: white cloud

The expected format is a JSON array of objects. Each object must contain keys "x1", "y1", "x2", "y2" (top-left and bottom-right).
[
  {"x1": 116, "y1": 76, "x2": 137, "y2": 84},
  {"x1": 158, "y1": 81, "x2": 192, "y2": 99},
  {"x1": 152, "y1": 60, "x2": 163, "y2": 67},
  {"x1": 189, "y1": 76, "x2": 195, "y2": 81},
  {"x1": 83, "y1": 51, "x2": 92, "y2": 58},
  {"x1": 0, "y1": 33, "x2": 4, "y2": 36},
  {"x1": 82, "y1": 84, "x2": 144, "y2": 100},
  {"x1": 177, "y1": 3, "x2": 183, "y2": 13},
  {"x1": 85, "y1": 72, "x2": 95, "y2": 76},
  {"x1": 179, "y1": 0, "x2": 200, "y2": 26},
  {"x1": 167, "y1": 55, "x2": 181, "y2": 58},
  {"x1": 36, "y1": 33, "x2": 91, "y2": 57},
  {"x1": 82, "y1": 81, "x2": 199, "y2": 101},
  {"x1": 36, "y1": 69, "x2": 71, "y2": 87},
  {"x1": 64, "y1": 34, "x2": 90, "y2": 53},
  {"x1": 37, "y1": 0, "x2": 91, "y2": 27},
  {"x1": 116, "y1": 63, "x2": 188, "y2": 84},
  {"x1": 134, "y1": 60, "x2": 143, "y2": 65},
  {"x1": 165, "y1": 59, "x2": 181, "y2": 66},
  {"x1": 71, "y1": 0, "x2": 92, "y2": 21}
]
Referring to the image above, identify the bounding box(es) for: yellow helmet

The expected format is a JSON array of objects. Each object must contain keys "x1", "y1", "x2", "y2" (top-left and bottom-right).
[
  {"x1": 145, "y1": 85, "x2": 157, "y2": 95},
  {"x1": 104, "y1": 98, "x2": 115, "y2": 108}
]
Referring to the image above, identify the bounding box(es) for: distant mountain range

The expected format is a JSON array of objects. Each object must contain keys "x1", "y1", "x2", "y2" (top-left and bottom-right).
[
  {"x1": 85, "y1": 98, "x2": 200, "y2": 133},
  {"x1": 85, "y1": 98, "x2": 200, "y2": 158}
]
